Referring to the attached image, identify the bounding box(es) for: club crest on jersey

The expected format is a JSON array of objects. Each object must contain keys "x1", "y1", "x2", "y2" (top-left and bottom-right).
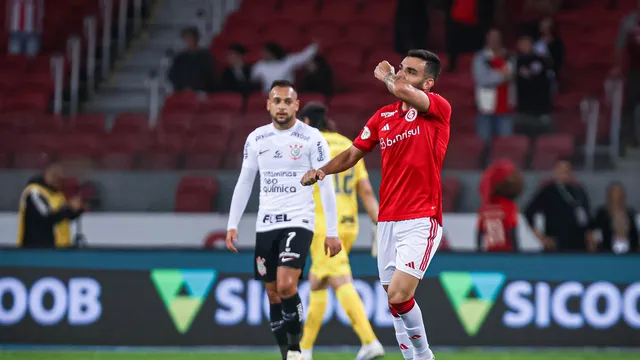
[
  {"x1": 289, "y1": 144, "x2": 303, "y2": 160},
  {"x1": 361, "y1": 126, "x2": 371, "y2": 140},
  {"x1": 405, "y1": 108, "x2": 418, "y2": 122},
  {"x1": 256, "y1": 257, "x2": 267, "y2": 275}
]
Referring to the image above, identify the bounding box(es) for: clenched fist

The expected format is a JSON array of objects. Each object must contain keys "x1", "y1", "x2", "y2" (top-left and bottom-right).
[
  {"x1": 374, "y1": 60, "x2": 395, "y2": 82},
  {"x1": 300, "y1": 169, "x2": 326, "y2": 186},
  {"x1": 324, "y1": 236, "x2": 342, "y2": 257}
]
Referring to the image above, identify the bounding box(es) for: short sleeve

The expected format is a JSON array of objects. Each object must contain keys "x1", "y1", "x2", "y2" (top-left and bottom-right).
[
  {"x1": 354, "y1": 159, "x2": 369, "y2": 182},
  {"x1": 352, "y1": 112, "x2": 380, "y2": 153},
  {"x1": 425, "y1": 92, "x2": 452, "y2": 124},
  {"x1": 311, "y1": 134, "x2": 331, "y2": 169},
  {"x1": 242, "y1": 135, "x2": 258, "y2": 170}
]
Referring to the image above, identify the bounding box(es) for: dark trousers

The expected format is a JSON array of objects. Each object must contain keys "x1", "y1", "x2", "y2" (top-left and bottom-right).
[
  {"x1": 446, "y1": 20, "x2": 483, "y2": 71},
  {"x1": 394, "y1": 0, "x2": 429, "y2": 54},
  {"x1": 624, "y1": 70, "x2": 640, "y2": 146}
]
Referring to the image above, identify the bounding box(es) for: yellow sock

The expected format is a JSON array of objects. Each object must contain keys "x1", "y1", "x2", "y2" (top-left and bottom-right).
[
  {"x1": 300, "y1": 289, "x2": 327, "y2": 350},
  {"x1": 336, "y1": 283, "x2": 377, "y2": 345}
]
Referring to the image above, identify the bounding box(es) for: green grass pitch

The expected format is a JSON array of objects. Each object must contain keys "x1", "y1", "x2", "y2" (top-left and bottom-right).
[{"x1": 2, "y1": 351, "x2": 639, "y2": 360}]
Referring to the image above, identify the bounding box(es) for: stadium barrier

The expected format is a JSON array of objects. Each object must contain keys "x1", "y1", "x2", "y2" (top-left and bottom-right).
[{"x1": 1, "y1": 250, "x2": 639, "y2": 347}]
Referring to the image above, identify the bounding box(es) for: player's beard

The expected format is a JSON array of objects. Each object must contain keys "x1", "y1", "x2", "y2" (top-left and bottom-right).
[{"x1": 271, "y1": 114, "x2": 295, "y2": 127}]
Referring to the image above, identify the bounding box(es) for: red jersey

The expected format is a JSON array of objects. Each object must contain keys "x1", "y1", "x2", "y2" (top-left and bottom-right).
[
  {"x1": 352, "y1": 93, "x2": 451, "y2": 225},
  {"x1": 477, "y1": 198, "x2": 519, "y2": 252}
]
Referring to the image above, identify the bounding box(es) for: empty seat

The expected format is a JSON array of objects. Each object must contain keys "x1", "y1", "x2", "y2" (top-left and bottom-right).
[
  {"x1": 444, "y1": 134, "x2": 485, "y2": 170},
  {"x1": 139, "y1": 133, "x2": 184, "y2": 170},
  {"x1": 531, "y1": 134, "x2": 575, "y2": 170},
  {"x1": 175, "y1": 177, "x2": 219, "y2": 212},
  {"x1": 162, "y1": 91, "x2": 201, "y2": 114},
  {"x1": 70, "y1": 114, "x2": 107, "y2": 134},
  {"x1": 112, "y1": 113, "x2": 150, "y2": 133},
  {"x1": 490, "y1": 135, "x2": 531, "y2": 169},
  {"x1": 200, "y1": 93, "x2": 244, "y2": 113},
  {"x1": 60, "y1": 177, "x2": 79, "y2": 198},
  {"x1": 442, "y1": 177, "x2": 461, "y2": 213}
]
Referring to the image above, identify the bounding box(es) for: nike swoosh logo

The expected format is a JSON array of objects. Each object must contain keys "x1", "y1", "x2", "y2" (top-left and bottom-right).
[
  {"x1": 281, "y1": 257, "x2": 295, "y2": 262},
  {"x1": 259, "y1": 150, "x2": 269, "y2": 155}
]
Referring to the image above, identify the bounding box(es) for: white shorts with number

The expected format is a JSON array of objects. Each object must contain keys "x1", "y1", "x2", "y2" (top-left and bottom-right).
[{"x1": 377, "y1": 217, "x2": 443, "y2": 285}]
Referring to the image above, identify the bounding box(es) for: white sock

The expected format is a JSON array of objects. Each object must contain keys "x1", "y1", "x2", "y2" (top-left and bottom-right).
[
  {"x1": 392, "y1": 315, "x2": 414, "y2": 360},
  {"x1": 399, "y1": 302, "x2": 431, "y2": 358}
]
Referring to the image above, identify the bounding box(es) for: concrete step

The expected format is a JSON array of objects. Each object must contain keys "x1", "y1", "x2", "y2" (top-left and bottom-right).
[
  {"x1": 101, "y1": 70, "x2": 151, "y2": 92},
  {"x1": 83, "y1": 90, "x2": 149, "y2": 114}
]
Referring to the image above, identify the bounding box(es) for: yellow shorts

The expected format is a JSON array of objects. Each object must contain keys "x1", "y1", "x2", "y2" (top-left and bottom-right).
[{"x1": 309, "y1": 229, "x2": 358, "y2": 279}]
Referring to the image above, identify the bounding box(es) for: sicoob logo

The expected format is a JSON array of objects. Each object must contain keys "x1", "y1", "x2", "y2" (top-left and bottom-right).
[
  {"x1": 151, "y1": 269, "x2": 217, "y2": 334},
  {"x1": 440, "y1": 271, "x2": 506, "y2": 336}
]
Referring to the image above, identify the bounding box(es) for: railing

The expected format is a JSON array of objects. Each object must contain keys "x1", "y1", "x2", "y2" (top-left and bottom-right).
[
  {"x1": 101, "y1": 0, "x2": 114, "y2": 80},
  {"x1": 84, "y1": 16, "x2": 98, "y2": 98},
  {"x1": 67, "y1": 36, "x2": 82, "y2": 116},
  {"x1": 580, "y1": 95, "x2": 600, "y2": 172},
  {"x1": 605, "y1": 76, "x2": 624, "y2": 164},
  {"x1": 51, "y1": 56, "x2": 65, "y2": 115}
]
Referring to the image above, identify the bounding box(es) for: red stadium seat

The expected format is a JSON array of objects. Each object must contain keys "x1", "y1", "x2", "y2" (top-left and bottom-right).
[
  {"x1": 183, "y1": 152, "x2": 225, "y2": 170},
  {"x1": 139, "y1": 133, "x2": 185, "y2": 170},
  {"x1": 330, "y1": 112, "x2": 368, "y2": 139},
  {"x1": 318, "y1": 1, "x2": 359, "y2": 23},
  {"x1": 343, "y1": 22, "x2": 382, "y2": 49},
  {"x1": 444, "y1": 134, "x2": 485, "y2": 170},
  {"x1": 0, "y1": 151, "x2": 10, "y2": 168},
  {"x1": 299, "y1": 93, "x2": 327, "y2": 107},
  {"x1": 70, "y1": 114, "x2": 107, "y2": 134},
  {"x1": 531, "y1": 134, "x2": 575, "y2": 170},
  {"x1": 442, "y1": 177, "x2": 461, "y2": 213},
  {"x1": 303, "y1": 20, "x2": 344, "y2": 45},
  {"x1": 175, "y1": 177, "x2": 219, "y2": 212},
  {"x1": 157, "y1": 113, "x2": 193, "y2": 134},
  {"x1": 490, "y1": 135, "x2": 531, "y2": 169},
  {"x1": 200, "y1": 93, "x2": 244, "y2": 113},
  {"x1": 99, "y1": 133, "x2": 146, "y2": 169},
  {"x1": 246, "y1": 93, "x2": 268, "y2": 113},
  {"x1": 190, "y1": 114, "x2": 233, "y2": 134},
  {"x1": 331, "y1": 93, "x2": 382, "y2": 114},
  {"x1": 21, "y1": 114, "x2": 64, "y2": 134},
  {"x1": 162, "y1": 91, "x2": 202, "y2": 114},
  {"x1": 57, "y1": 133, "x2": 101, "y2": 165},
  {"x1": 112, "y1": 113, "x2": 150, "y2": 133},
  {"x1": 12, "y1": 152, "x2": 52, "y2": 170},
  {"x1": 60, "y1": 177, "x2": 79, "y2": 198}
]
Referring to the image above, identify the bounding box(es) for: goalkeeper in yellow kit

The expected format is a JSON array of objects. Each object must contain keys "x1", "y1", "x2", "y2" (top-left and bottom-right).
[{"x1": 299, "y1": 103, "x2": 384, "y2": 360}]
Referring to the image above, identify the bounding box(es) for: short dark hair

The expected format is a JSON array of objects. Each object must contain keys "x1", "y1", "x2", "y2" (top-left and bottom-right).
[
  {"x1": 270, "y1": 80, "x2": 296, "y2": 91},
  {"x1": 228, "y1": 43, "x2": 247, "y2": 54},
  {"x1": 407, "y1": 49, "x2": 441, "y2": 81},
  {"x1": 300, "y1": 102, "x2": 329, "y2": 131},
  {"x1": 264, "y1": 41, "x2": 286, "y2": 60},
  {"x1": 181, "y1": 26, "x2": 200, "y2": 41}
]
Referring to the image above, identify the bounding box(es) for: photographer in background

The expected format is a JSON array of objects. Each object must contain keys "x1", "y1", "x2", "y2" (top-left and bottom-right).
[{"x1": 17, "y1": 163, "x2": 85, "y2": 248}]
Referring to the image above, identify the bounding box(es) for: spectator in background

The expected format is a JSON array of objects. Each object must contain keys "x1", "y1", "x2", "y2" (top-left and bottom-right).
[
  {"x1": 220, "y1": 44, "x2": 253, "y2": 94},
  {"x1": 16, "y1": 163, "x2": 85, "y2": 248},
  {"x1": 7, "y1": 0, "x2": 43, "y2": 57},
  {"x1": 476, "y1": 159, "x2": 525, "y2": 252},
  {"x1": 534, "y1": 16, "x2": 565, "y2": 79},
  {"x1": 612, "y1": 0, "x2": 640, "y2": 147},
  {"x1": 168, "y1": 27, "x2": 215, "y2": 93},
  {"x1": 590, "y1": 182, "x2": 639, "y2": 254},
  {"x1": 524, "y1": 159, "x2": 597, "y2": 252},
  {"x1": 299, "y1": 55, "x2": 333, "y2": 97},
  {"x1": 445, "y1": 0, "x2": 495, "y2": 72},
  {"x1": 251, "y1": 41, "x2": 318, "y2": 93},
  {"x1": 514, "y1": 35, "x2": 553, "y2": 137},
  {"x1": 394, "y1": 0, "x2": 429, "y2": 55},
  {"x1": 472, "y1": 29, "x2": 514, "y2": 142}
]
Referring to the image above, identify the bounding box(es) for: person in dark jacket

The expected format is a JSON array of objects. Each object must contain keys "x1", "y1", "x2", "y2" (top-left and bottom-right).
[
  {"x1": 299, "y1": 55, "x2": 334, "y2": 97},
  {"x1": 17, "y1": 163, "x2": 84, "y2": 248},
  {"x1": 220, "y1": 43, "x2": 253, "y2": 94},
  {"x1": 590, "y1": 182, "x2": 639, "y2": 253},
  {"x1": 168, "y1": 27, "x2": 216, "y2": 93},
  {"x1": 524, "y1": 159, "x2": 597, "y2": 252}
]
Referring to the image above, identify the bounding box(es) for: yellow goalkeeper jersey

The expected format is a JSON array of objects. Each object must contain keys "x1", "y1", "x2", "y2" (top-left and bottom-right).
[{"x1": 313, "y1": 131, "x2": 369, "y2": 236}]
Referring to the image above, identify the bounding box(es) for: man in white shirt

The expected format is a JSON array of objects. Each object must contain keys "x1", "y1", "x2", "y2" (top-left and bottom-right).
[
  {"x1": 251, "y1": 42, "x2": 318, "y2": 93},
  {"x1": 225, "y1": 80, "x2": 341, "y2": 360}
]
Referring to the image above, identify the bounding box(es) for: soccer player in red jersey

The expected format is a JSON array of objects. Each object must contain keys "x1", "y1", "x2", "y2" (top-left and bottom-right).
[
  {"x1": 476, "y1": 159, "x2": 525, "y2": 252},
  {"x1": 301, "y1": 49, "x2": 451, "y2": 360}
]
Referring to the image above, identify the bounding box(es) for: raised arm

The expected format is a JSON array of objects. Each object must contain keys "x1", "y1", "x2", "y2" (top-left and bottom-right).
[
  {"x1": 374, "y1": 60, "x2": 431, "y2": 112},
  {"x1": 301, "y1": 146, "x2": 365, "y2": 186}
]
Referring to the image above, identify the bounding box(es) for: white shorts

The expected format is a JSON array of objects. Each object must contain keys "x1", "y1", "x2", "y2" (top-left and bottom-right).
[{"x1": 377, "y1": 217, "x2": 443, "y2": 285}]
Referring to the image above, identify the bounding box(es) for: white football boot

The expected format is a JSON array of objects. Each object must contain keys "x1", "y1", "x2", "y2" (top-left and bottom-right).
[
  {"x1": 300, "y1": 349, "x2": 313, "y2": 360},
  {"x1": 355, "y1": 339, "x2": 385, "y2": 359},
  {"x1": 286, "y1": 350, "x2": 303, "y2": 360}
]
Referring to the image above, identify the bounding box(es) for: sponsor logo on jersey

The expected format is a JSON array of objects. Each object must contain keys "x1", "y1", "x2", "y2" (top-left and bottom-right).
[
  {"x1": 243, "y1": 141, "x2": 249, "y2": 159},
  {"x1": 381, "y1": 110, "x2": 397, "y2": 118},
  {"x1": 255, "y1": 132, "x2": 275, "y2": 142},
  {"x1": 279, "y1": 251, "x2": 300, "y2": 259},
  {"x1": 263, "y1": 171, "x2": 297, "y2": 177},
  {"x1": 381, "y1": 124, "x2": 390, "y2": 131},
  {"x1": 256, "y1": 257, "x2": 267, "y2": 276},
  {"x1": 258, "y1": 149, "x2": 269, "y2": 155},
  {"x1": 291, "y1": 132, "x2": 310, "y2": 141},
  {"x1": 289, "y1": 144, "x2": 303, "y2": 160},
  {"x1": 274, "y1": 150, "x2": 282, "y2": 158},
  {"x1": 316, "y1": 141, "x2": 325, "y2": 162},
  {"x1": 262, "y1": 214, "x2": 292, "y2": 224},
  {"x1": 379, "y1": 127, "x2": 420, "y2": 150},
  {"x1": 361, "y1": 126, "x2": 371, "y2": 140},
  {"x1": 262, "y1": 177, "x2": 297, "y2": 193},
  {"x1": 405, "y1": 108, "x2": 418, "y2": 122}
]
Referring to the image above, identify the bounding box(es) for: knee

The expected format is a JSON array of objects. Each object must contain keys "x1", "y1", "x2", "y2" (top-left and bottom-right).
[
  {"x1": 387, "y1": 285, "x2": 415, "y2": 305},
  {"x1": 265, "y1": 286, "x2": 280, "y2": 304},
  {"x1": 277, "y1": 277, "x2": 297, "y2": 298}
]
